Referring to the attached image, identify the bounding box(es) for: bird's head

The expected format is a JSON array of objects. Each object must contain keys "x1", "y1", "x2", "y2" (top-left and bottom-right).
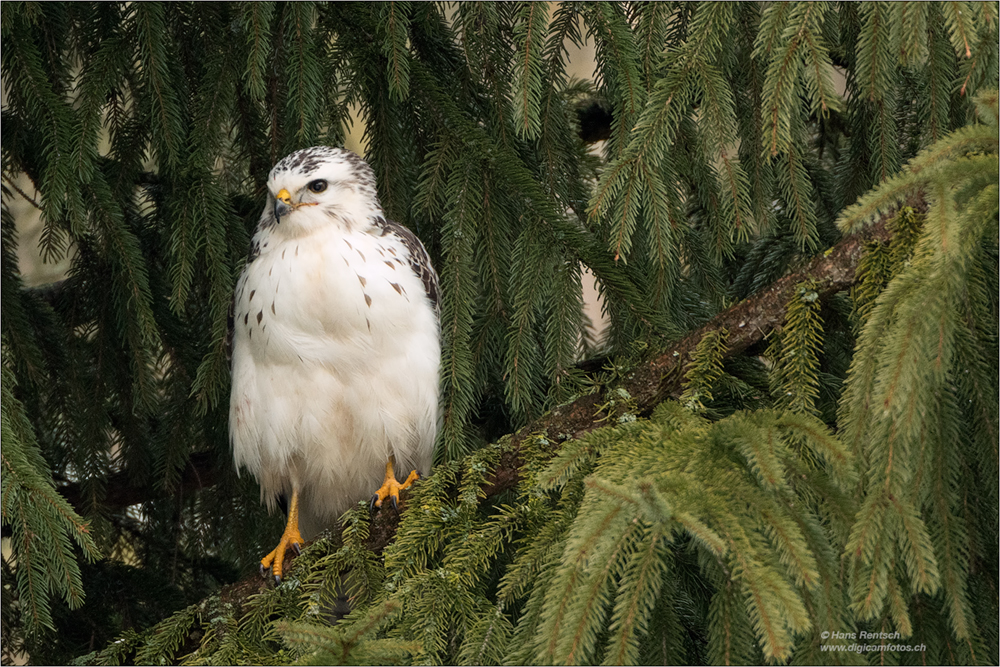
[{"x1": 265, "y1": 146, "x2": 382, "y2": 234}]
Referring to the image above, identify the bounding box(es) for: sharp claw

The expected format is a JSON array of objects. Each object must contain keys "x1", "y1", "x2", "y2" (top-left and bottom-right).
[
  {"x1": 370, "y1": 494, "x2": 380, "y2": 512},
  {"x1": 260, "y1": 563, "x2": 267, "y2": 577},
  {"x1": 292, "y1": 542, "x2": 302, "y2": 556},
  {"x1": 274, "y1": 574, "x2": 282, "y2": 585},
  {"x1": 391, "y1": 495, "x2": 398, "y2": 510}
]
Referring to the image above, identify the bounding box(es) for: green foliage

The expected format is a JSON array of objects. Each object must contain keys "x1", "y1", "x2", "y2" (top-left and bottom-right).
[
  {"x1": 837, "y1": 89, "x2": 999, "y2": 656},
  {"x1": 679, "y1": 329, "x2": 728, "y2": 413},
  {"x1": 85, "y1": 405, "x2": 860, "y2": 665},
  {"x1": 1, "y1": 2, "x2": 997, "y2": 664},
  {"x1": 849, "y1": 206, "x2": 924, "y2": 330},
  {"x1": 278, "y1": 601, "x2": 421, "y2": 666},
  {"x1": 520, "y1": 405, "x2": 856, "y2": 665},
  {"x1": 1, "y1": 364, "x2": 98, "y2": 641},
  {"x1": 770, "y1": 280, "x2": 824, "y2": 415}
]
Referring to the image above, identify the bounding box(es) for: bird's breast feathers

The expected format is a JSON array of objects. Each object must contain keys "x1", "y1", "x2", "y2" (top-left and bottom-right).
[
  {"x1": 234, "y1": 218, "x2": 437, "y2": 363},
  {"x1": 229, "y1": 211, "x2": 440, "y2": 528}
]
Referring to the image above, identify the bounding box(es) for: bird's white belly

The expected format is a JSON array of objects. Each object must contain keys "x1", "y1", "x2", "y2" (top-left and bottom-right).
[{"x1": 229, "y1": 226, "x2": 439, "y2": 537}]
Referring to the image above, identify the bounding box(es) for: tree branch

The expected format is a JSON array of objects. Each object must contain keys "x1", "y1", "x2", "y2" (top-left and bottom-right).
[
  {"x1": 480, "y1": 204, "x2": 911, "y2": 498},
  {"x1": 56, "y1": 451, "x2": 222, "y2": 514}
]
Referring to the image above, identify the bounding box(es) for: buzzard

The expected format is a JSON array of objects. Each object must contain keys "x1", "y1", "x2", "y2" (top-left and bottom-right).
[{"x1": 229, "y1": 146, "x2": 440, "y2": 581}]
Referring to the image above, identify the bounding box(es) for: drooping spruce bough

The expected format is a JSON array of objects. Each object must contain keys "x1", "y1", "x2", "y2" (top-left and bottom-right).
[{"x1": 1, "y1": 2, "x2": 996, "y2": 664}]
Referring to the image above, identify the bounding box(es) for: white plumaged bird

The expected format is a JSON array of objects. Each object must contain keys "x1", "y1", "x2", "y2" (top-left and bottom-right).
[{"x1": 228, "y1": 146, "x2": 440, "y2": 581}]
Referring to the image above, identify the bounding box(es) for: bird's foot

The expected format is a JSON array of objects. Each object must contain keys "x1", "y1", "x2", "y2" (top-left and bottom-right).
[
  {"x1": 260, "y1": 524, "x2": 304, "y2": 584},
  {"x1": 370, "y1": 469, "x2": 419, "y2": 511}
]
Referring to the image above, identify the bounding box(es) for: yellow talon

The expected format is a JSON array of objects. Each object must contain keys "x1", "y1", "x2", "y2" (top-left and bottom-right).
[
  {"x1": 371, "y1": 456, "x2": 418, "y2": 510},
  {"x1": 260, "y1": 488, "x2": 305, "y2": 582}
]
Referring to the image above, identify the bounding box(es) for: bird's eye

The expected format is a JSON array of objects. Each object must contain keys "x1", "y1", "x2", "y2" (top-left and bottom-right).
[{"x1": 307, "y1": 179, "x2": 328, "y2": 194}]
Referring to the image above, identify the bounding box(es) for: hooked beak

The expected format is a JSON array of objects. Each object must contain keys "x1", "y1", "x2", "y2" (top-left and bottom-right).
[{"x1": 273, "y1": 189, "x2": 294, "y2": 220}]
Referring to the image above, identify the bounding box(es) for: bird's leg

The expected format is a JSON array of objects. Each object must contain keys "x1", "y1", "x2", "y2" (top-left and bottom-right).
[
  {"x1": 260, "y1": 486, "x2": 305, "y2": 583},
  {"x1": 370, "y1": 455, "x2": 419, "y2": 511}
]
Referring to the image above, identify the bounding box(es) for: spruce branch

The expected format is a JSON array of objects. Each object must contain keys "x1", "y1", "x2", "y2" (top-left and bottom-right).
[{"x1": 55, "y1": 451, "x2": 222, "y2": 514}]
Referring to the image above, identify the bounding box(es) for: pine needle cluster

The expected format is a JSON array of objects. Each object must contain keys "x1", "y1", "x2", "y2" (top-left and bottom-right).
[{"x1": 769, "y1": 280, "x2": 825, "y2": 415}]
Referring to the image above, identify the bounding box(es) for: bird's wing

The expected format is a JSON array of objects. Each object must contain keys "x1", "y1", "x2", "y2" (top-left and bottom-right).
[{"x1": 376, "y1": 218, "x2": 440, "y2": 315}]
